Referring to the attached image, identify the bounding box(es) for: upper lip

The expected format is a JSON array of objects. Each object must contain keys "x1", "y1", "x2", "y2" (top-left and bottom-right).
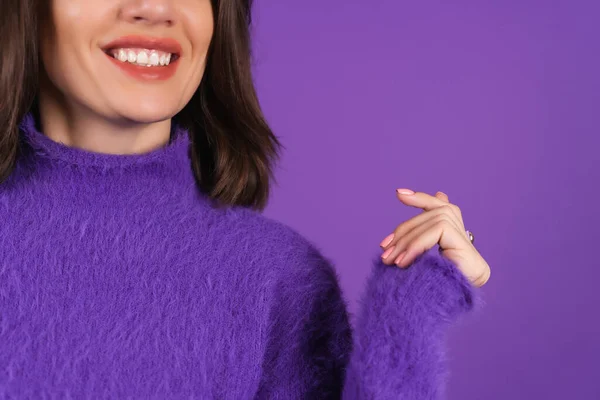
[{"x1": 102, "y1": 35, "x2": 182, "y2": 55}]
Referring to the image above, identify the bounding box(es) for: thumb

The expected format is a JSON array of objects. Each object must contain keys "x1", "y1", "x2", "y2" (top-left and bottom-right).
[{"x1": 435, "y1": 191, "x2": 449, "y2": 202}]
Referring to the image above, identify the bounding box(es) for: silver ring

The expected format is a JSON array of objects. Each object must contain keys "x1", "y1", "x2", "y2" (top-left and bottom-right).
[
  {"x1": 439, "y1": 229, "x2": 474, "y2": 252},
  {"x1": 466, "y1": 230, "x2": 475, "y2": 244}
]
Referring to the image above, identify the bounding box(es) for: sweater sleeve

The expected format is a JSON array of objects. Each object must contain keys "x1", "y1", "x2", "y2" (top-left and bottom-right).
[{"x1": 255, "y1": 243, "x2": 482, "y2": 399}]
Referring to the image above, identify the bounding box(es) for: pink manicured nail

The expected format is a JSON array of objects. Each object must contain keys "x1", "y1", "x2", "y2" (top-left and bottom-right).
[
  {"x1": 397, "y1": 188, "x2": 415, "y2": 195},
  {"x1": 395, "y1": 251, "x2": 407, "y2": 265},
  {"x1": 380, "y1": 233, "x2": 394, "y2": 248},
  {"x1": 381, "y1": 246, "x2": 395, "y2": 259}
]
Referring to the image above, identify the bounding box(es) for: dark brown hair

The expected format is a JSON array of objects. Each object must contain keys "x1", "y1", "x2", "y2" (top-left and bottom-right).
[{"x1": 0, "y1": 0, "x2": 282, "y2": 211}]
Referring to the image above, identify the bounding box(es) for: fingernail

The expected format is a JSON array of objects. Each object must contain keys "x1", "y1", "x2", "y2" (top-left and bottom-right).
[
  {"x1": 397, "y1": 188, "x2": 415, "y2": 195},
  {"x1": 380, "y1": 233, "x2": 394, "y2": 248},
  {"x1": 394, "y1": 251, "x2": 407, "y2": 265},
  {"x1": 381, "y1": 246, "x2": 395, "y2": 259}
]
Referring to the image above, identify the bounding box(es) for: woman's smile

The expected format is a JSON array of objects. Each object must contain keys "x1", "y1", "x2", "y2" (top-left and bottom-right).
[
  {"x1": 101, "y1": 35, "x2": 183, "y2": 81},
  {"x1": 35, "y1": 0, "x2": 213, "y2": 126}
]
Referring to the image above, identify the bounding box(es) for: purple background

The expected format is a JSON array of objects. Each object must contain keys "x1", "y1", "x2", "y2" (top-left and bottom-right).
[{"x1": 252, "y1": 1, "x2": 598, "y2": 399}]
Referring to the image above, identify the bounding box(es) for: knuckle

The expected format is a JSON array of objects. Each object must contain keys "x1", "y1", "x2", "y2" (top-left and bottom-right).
[
  {"x1": 435, "y1": 218, "x2": 453, "y2": 231},
  {"x1": 443, "y1": 204, "x2": 455, "y2": 214},
  {"x1": 394, "y1": 223, "x2": 406, "y2": 236},
  {"x1": 434, "y1": 214, "x2": 451, "y2": 226},
  {"x1": 451, "y1": 203, "x2": 462, "y2": 215},
  {"x1": 437, "y1": 204, "x2": 453, "y2": 216},
  {"x1": 395, "y1": 236, "x2": 410, "y2": 249}
]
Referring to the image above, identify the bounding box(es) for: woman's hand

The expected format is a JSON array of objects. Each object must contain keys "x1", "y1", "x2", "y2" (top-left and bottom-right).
[{"x1": 379, "y1": 189, "x2": 491, "y2": 288}]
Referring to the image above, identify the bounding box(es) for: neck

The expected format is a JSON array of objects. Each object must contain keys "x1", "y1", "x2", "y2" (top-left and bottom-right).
[
  {"x1": 17, "y1": 111, "x2": 191, "y2": 177},
  {"x1": 37, "y1": 82, "x2": 173, "y2": 155}
]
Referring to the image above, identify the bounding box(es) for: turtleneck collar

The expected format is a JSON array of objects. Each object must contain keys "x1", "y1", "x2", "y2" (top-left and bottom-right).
[{"x1": 18, "y1": 112, "x2": 192, "y2": 173}]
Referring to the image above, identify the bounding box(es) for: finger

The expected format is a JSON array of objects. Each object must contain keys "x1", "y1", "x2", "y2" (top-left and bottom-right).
[
  {"x1": 435, "y1": 192, "x2": 460, "y2": 226},
  {"x1": 396, "y1": 189, "x2": 448, "y2": 212},
  {"x1": 396, "y1": 217, "x2": 471, "y2": 268},
  {"x1": 436, "y1": 191, "x2": 464, "y2": 223},
  {"x1": 397, "y1": 189, "x2": 463, "y2": 223},
  {"x1": 398, "y1": 189, "x2": 463, "y2": 225},
  {"x1": 435, "y1": 191, "x2": 449, "y2": 202},
  {"x1": 382, "y1": 212, "x2": 464, "y2": 266},
  {"x1": 379, "y1": 204, "x2": 464, "y2": 251},
  {"x1": 381, "y1": 215, "x2": 448, "y2": 266},
  {"x1": 380, "y1": 210, "x2": 465, "y2": 265}
]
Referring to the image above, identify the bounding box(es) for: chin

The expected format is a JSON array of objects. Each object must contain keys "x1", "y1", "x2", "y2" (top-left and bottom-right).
[{"x1": 115, "y1": 99, "x2": 183, "y2": 124}]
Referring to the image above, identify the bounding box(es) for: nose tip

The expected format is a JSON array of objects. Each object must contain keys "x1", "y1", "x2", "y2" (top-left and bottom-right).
[{"x1": 120, "y1": 1, "x2": 175, "y2": 26}]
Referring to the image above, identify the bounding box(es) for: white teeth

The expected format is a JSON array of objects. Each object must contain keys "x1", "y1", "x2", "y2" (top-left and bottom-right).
[
  {"x1": 110, "y1": 48, "x2": 173, "y2": 67},
  {"x1": 149, "y1": 52, "x2": 160, "y2": 66},
  {"x1": 137, "y1": 51, "x2": 148, "y2": 65}
]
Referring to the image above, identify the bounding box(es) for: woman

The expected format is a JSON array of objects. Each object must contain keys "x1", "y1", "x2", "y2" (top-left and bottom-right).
[{"x1": 0, "y1": 0, "x2": 491, "y2": 398}]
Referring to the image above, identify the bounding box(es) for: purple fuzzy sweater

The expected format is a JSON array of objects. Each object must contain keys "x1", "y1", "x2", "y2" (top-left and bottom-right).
[{"x1": 0, "y1": 115, "x2": 480, "y2": 399}]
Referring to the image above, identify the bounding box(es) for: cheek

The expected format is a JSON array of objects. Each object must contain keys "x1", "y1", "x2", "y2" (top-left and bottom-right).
[
  {"x1": 179, "y1": 5, "x2": 214, "y2": 98},
  {"x1": 39, "y1": 5, "x2": 107, "y2": 105},
  {"x1": 41, "y1": 2, "x2": 86, "y2": 66},
  {"x1": 40, "y1": 10, "x2": 81, "y2": 83},
  {"x1": 40, "y1": 32, "x2": 91, "y2": 106},
  {"x1": 183, "y1": 1, "x2": 215, "y2": 63}
]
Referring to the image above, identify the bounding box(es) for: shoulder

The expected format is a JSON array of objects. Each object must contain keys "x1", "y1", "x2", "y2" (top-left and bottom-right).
[{"x1": 212, "y1": 205, "x2": 338, "y2": 283}]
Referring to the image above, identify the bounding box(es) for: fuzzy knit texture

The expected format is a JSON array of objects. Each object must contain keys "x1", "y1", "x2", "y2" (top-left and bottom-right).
[{"x1": 0, "y1": 114, "x2": 482, "y2": 399}]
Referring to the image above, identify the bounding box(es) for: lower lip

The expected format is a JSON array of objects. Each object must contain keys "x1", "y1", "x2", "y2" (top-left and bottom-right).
[{"x1": 104, "y1": 53, "x2": 180, "y2": 81}]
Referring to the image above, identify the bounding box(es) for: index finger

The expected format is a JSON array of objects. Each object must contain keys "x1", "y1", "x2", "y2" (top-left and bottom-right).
[{"x1": 396, "y1": 189, "x2": 448, "y2": 212}]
